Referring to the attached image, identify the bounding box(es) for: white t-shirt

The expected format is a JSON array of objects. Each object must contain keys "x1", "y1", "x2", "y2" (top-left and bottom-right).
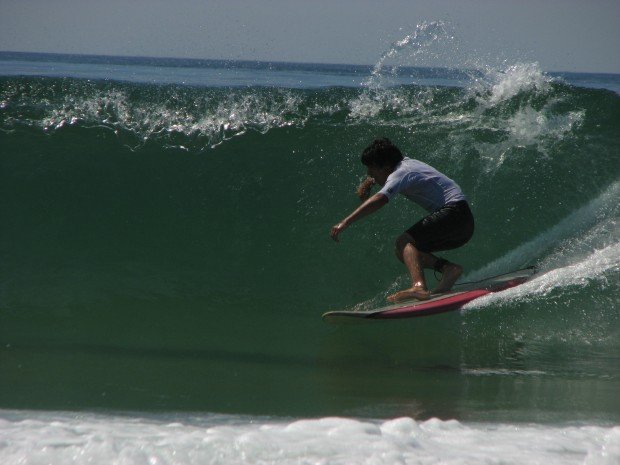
[{"x1": 378, "y1": 157, "x2": 466, "y2": 212}]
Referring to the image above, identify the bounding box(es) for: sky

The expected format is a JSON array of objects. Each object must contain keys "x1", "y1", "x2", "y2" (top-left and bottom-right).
[{"x1": 1, "y1": 0, "x2": 619, "y2": 73}]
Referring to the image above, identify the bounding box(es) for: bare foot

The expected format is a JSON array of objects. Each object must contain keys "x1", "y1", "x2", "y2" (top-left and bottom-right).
[
  {"x1": 387, "y1": 286, "x2": 431, "y2": 303},
  {"x1": 433, "y1": 263, "x2": 463, "y2": 294}
]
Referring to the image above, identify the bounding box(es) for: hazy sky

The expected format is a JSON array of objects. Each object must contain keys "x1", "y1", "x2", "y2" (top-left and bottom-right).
[{"x1": 1, "y1": 0, "x2": 619, "y2": 73}]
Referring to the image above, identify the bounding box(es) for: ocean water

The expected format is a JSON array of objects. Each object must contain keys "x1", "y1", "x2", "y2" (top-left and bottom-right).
[{"x1": 1, "y1": 24, "x2": 619, "y2": 464}]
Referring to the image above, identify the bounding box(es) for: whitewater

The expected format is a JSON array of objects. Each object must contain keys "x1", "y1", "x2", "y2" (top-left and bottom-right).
[{"x1": 1, "y1": 411, "x2": 619, "y2": 465}]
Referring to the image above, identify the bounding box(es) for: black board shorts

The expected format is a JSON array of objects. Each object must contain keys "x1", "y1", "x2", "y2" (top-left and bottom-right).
[{"x1": 406, "y1": 200, "x2": 474, "y2": 253}]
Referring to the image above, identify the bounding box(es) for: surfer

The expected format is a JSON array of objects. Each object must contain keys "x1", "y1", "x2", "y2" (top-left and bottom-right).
[{"x1": 330, "y1": 138, "x2": 474, "y2": 302}]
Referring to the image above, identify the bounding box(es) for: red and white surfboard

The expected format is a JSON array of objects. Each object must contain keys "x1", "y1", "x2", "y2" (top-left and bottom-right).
[{"x1": 322, "y1": 267, "x2": 536, "y2": 324}]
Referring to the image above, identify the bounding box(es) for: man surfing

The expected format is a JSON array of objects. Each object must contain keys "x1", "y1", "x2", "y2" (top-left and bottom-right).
[{"x1": 330, "y1": 138, "x2": 474, "y2": 302}]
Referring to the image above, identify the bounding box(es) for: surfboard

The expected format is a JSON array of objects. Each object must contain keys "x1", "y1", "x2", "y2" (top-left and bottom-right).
[{"x1": 322, "y1": 266, "x2": 536, "y2": 324}]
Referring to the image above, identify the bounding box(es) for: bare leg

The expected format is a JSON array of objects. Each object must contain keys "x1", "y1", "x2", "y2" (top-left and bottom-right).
[
  {"x1": 433, "y1": 262, "x2": 462, "y2": 293},
  {"x1": 388, "y1": 233, "x2": 463, "y2": 301},
  {"x1": 388, "y1": 235, "x2": 431, "y2": 302}
]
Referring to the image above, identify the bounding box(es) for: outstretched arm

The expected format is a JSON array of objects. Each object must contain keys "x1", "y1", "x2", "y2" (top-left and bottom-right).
[{"x1": 330, "y1": 193, "x2": 389, "y2": 242}]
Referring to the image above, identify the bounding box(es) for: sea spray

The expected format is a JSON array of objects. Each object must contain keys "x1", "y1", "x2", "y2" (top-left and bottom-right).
[
  {"x1": 465, "y1": 181, "x2": 620, "y2": 281},
  {"x1": 368, "y1": 21, "x2": 452, "y2": 86}
]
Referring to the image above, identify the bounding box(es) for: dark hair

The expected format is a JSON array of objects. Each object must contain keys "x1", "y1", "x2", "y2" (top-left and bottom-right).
[{"x1": 361, "y1": 138, "x2": 404, "y2": 169}]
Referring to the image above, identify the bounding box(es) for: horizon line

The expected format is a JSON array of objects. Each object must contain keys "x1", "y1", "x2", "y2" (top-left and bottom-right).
[{"x1": 1, "y1": 50, "x2": 618, "y2": 77}]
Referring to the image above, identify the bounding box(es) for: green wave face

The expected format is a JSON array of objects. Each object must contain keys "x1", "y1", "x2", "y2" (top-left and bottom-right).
[{"x1": 1, "y1": 70, "x2": 619, "y2": 420}]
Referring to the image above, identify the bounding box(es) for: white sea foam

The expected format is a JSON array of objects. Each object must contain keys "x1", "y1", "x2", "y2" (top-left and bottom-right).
[
  {"x1": 37, "y1": 86, "x2": 305, "y2": 149},
  {"x1": 375, "y1": 180, "x2": 618, "y2": 308},
  {"x1": 505, "y1": 107, "x2": 582, "y2": 144},
  {"x1": 348, "y1": 86, "x2": 435, "y2": 121},
  {"x1": 0, "y1": 410, "x2": 618, "y2": 465},
  {"x1": 466, "y1": 180, "x2": 620, "y2": 282},
  {"x1": 461, "y1": 180, "x2": 619, "y2": 312},
  {"x1": 459, "y1": 62, "x2": 585, "y2": 173},
  {"x1": 474, "y1": 62, "x2": 552, "y2": 106},
  {"x1": 349, "y1": 21, "x2": 452, "y2": 121},
  {"x1": 349, "y1": 30, "x2": 572, "y2": 174},
  {"x1": 471, "y1": 104, "x2": 584, "y2": 172},
  {"x1": 465, "y1": 242, "x2": 620, "y2": 311}
]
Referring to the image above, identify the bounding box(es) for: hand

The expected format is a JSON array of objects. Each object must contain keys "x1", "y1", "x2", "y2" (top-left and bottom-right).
[
  {"x1": 357, "y1": 177, "x2": 375, "y2": 201},
  {"x1": 330, "y1": 222, "x2": 347, "y2": 242}
]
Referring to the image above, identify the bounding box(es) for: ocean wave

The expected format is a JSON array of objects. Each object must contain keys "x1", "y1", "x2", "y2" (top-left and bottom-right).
[
  {"x1": 1, "y1": 58, "x2": 609, "y2": 154},
  {"x1": 1, "y1": 55, "x2": 619, "y2": 418}
]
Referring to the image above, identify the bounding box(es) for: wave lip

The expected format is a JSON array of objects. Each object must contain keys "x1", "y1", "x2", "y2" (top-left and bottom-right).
[{"x1": 1, "y1": 55, "x2": 616, "y2": 153}]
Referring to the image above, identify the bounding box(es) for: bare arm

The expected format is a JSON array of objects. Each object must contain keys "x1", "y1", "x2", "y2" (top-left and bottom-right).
[{"x1": 330, "y1": 193, "x2": 389, "y2": 242}]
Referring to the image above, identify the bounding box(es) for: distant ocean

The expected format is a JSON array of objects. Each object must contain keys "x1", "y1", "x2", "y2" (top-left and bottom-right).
[{"x1": 1, "y1": 22, "x2": 619, "y2": 464}]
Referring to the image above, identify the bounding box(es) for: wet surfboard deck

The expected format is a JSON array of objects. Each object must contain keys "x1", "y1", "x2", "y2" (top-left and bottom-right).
[{"x1": 322, "y1": 267, "x2": 536, "y2": 324}]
